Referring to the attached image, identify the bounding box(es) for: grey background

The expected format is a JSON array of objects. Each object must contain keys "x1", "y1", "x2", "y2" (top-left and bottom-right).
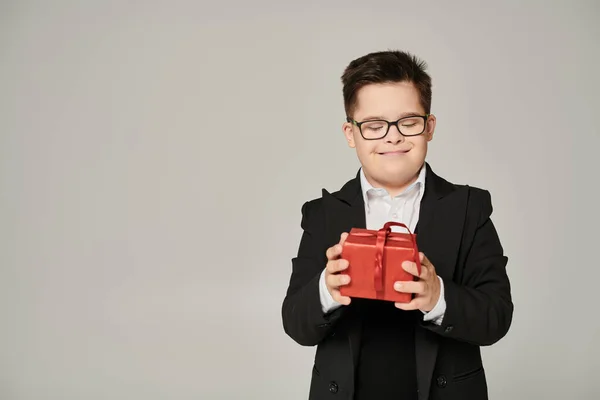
[{"x1": 1, "y1": 0, "x2": 599, "y2": 399}]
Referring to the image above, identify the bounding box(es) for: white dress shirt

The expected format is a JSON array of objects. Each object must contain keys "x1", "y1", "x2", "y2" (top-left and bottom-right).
[{"x1": 318, "y1": 163, "x2": 446, "y2": 325}]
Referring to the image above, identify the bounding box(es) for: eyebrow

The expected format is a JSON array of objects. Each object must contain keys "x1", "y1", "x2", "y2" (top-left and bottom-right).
[{"x1": 359, "y1": 112, "x2": 423, "y2": 121}]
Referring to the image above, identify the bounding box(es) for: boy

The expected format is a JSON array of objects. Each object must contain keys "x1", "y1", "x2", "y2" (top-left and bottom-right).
[{"x1": 281, "y1": 50, "x2": 513, "y2": 400}]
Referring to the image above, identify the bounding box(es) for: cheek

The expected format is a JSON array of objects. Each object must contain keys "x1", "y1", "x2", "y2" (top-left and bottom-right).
[
  {"x1": 409, "y1": 138, "x2": 428, "y2": 150},
  {"x1": 356, "y1": 142, "x2": 378, "y2": 158}
]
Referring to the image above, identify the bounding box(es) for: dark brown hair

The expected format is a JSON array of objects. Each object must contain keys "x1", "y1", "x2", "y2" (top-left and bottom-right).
[{"x1": 341, "y1": 50, "x2": 432, "y2": 118}]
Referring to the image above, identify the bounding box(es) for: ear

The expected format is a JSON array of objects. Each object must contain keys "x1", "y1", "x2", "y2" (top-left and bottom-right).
[
  {"x1": 424, "y1": 114, "x2": 436, "y2": 142},
  {"x1": 343, "y1": 121, "x2": 356, "y2": 148}
]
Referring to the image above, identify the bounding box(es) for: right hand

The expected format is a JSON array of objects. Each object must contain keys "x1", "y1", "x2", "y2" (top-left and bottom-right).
[{"x1": 325, "y1": 232, "x2": 352, "y2": 306}]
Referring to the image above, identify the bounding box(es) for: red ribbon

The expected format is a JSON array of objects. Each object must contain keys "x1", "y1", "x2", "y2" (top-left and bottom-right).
[{"x1": 352, "y1": 222, "x2": 420, "y2": 292}]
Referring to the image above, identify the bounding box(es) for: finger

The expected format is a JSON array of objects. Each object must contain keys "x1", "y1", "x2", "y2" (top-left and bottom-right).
[
  {"x1": 419, "y1": 253, "x2": 436, "y2": 280},
  {"x1": 327, "y1": 273, "x2": 351, "y2": 288},
  {"x1": 325, "y1": 233, "x2": 349, "y2": 260},
  {"x1": 393, "y1": 280, "x2": 425, "y2": 294},
  {"x1": 394, "y1": 298, "x2": 422, "y2": 311},
  {"x1": 326, "y1": 243, "x2": 343, "y2": 260},
  {"x1": 420, "y1": 252, "x2": 433, "y2": 267},
  {"x1": 401, "y1": 260, "x2": 427, "y2": 279},
  {"x1": 339, "y1": 232, "x2": 349, "y2": 246},
  {"x1": 326, "y1": 258, "x2": 349, "y2": 274},
  {"x1": 332, "y1": 290, "x2": 352, "y2": 305}
]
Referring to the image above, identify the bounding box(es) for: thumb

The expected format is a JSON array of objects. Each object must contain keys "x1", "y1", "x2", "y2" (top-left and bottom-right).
[{"x1": 339, "y1": 232, "x2": 349, "y2": 246}]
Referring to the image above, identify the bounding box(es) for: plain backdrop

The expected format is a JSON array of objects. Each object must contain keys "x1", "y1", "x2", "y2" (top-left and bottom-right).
[{"x1": 1, "y1": 0, "x2": 599, "y2": 399}]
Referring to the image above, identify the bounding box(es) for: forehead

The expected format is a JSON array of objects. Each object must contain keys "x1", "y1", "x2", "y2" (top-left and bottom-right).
[{"x1": 353, "y1": 81, "x2": 423, "y2": 120}]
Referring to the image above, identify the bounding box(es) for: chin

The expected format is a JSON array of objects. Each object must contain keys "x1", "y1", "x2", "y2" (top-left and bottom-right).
[
  {"x1": 361, "y1": 154, "x2": 422, "y2": 179},
  {"x1": 380, "y1": 159, "x2": 415, "y2": 171},
  {"x1": 379, "y1": 161, "x2": 421, "y2": 180}
]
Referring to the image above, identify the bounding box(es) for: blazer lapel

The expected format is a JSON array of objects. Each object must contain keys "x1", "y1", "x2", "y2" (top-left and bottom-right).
[
  {"x1": 322, "y1": 171, "x2": 366, "y2": 243},
  {"x1": 414, "y1": 162, "x2": 465, "y2": 400},
  {"x1": 321, "y1": 170, "x2": 366, "y2": 371}
]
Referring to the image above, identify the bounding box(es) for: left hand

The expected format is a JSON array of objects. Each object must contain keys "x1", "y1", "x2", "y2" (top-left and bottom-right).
[{"x1": 393, "y1": 252, "x2": 440, "y2": 312}]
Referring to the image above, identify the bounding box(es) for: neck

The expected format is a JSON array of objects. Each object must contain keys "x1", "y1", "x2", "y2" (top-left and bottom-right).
[{"x1": 363, "y1": 171, "x2": 420, "y2": 198}]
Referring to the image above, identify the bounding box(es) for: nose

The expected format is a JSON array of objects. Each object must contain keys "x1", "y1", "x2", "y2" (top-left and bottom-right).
[{"x1": 385, "y1": 124, "x2": 405, "y2": 144}]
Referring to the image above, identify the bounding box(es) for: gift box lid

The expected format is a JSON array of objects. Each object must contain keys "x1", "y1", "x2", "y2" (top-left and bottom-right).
[{"x1": 345, "y1": 227, "x2": 416, "y2": 249}]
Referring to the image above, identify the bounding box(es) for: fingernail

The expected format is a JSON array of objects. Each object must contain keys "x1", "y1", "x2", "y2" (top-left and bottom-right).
[
  {"x1": 394, "y1": 282, "x2": 402, "y2": 290},
  {"x1": 343, "y1": 276, "x2": 350, "y2": 284}
]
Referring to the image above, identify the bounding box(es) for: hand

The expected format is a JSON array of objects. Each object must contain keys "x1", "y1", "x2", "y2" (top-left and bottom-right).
[
  {"x1": 324, "y1": 232, "x2": 352, "y2": 306},
  {"x1": 393, "y1": 252, "x2": 440, "y2": 312}
]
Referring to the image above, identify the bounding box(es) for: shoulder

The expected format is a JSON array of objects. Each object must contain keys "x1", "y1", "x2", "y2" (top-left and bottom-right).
[
  {"x1": 299, "y1": 197, "x2": 324, "y2": 226},
  {"x1": 427, "y1": 163, "x2": 495, "y2": 221},
  {"x1": 299, "y1": 173, "x2": 360, "y2": 215},
  {"x1": 444, "y1": 179, "x2": 495, "y2": 222}
]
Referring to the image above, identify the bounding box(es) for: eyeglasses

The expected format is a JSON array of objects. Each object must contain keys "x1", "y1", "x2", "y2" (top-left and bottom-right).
[{"x1": 347, "y1": 114, "x2": 430, "y2": 140}]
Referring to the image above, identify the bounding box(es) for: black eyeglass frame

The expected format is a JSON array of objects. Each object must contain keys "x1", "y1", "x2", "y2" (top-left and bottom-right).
[{"x1": 346, "y1": 114, "x2": 431, "y2": 140}]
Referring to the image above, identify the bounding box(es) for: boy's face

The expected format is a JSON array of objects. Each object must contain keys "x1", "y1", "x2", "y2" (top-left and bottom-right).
[{"x1": 343, "y1": 81, "x2": 436, "y2": 194}]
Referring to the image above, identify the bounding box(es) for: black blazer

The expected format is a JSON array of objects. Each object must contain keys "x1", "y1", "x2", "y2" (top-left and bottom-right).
[{"x1": 281, "y1": 162, "x2": 513, "y2": 400}]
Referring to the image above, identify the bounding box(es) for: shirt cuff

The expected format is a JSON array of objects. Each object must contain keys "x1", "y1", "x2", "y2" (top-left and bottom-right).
[
  {"x1": 422, "y1": 276, "x2": 446, "y2": 325},
  {"x1": 319, "y1": 269, "x2": 343, "y2": 314}
]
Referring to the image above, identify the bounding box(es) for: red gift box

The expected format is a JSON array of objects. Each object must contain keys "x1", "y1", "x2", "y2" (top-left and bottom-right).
[{"x1": 339, "y1": 221, "x2": 421, "y2": 303}]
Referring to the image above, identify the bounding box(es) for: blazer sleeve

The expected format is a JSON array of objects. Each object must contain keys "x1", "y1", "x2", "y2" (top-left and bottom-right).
[
  {"x1": 421, "y1": 189, "x2": 514, "y2": 346},
  {"x1": 281, "y1": 200, "x2": 347, "y2": 346}
]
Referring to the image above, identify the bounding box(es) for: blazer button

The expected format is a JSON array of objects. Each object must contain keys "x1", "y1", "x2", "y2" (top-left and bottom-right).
[
  {"x1": 436, "y1": 375, "x2": 447, "y2": 388},
  {"x1": 329, "y1": 381, "x2": 339, "y2": 394},
  {"x1": 444, "y1": 326, "x2": 453, "y2": 333}
]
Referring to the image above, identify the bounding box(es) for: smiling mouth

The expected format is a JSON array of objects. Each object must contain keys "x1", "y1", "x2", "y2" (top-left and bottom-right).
[{"x1": 378, "y1": 149, "x2": 411, "y2": 155}]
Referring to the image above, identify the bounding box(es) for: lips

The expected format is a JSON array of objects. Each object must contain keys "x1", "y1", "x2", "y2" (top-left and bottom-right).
[{"x1": 378, "y1": 149, "x2": 411, "y2": 155}]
